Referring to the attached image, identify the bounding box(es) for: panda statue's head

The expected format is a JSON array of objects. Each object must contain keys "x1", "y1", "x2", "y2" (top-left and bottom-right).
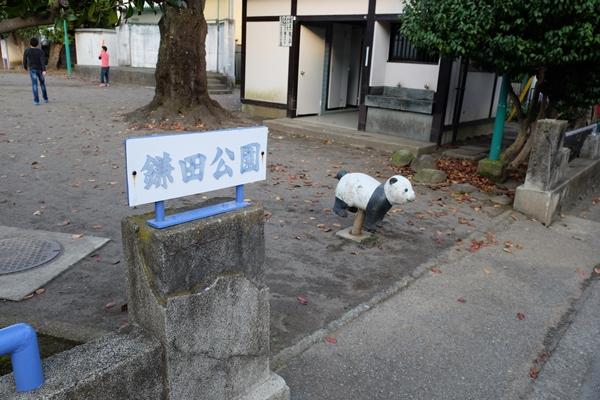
[{"x1": 384, "y1": 175, "x2": 416, "y2": 205}]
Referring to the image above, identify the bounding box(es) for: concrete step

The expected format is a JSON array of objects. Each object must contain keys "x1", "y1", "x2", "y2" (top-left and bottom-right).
[
  {"x1": 209, "y1": 88, "x2": 233, "y2": 95},
  {"x1": 264, "y1": 118, "x2": 436, "y2": 156}
]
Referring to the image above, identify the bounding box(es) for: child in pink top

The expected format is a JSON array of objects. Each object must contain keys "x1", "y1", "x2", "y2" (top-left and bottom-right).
[{"x1": 98, "y1": 46, "x2": 110, "y2": 87}]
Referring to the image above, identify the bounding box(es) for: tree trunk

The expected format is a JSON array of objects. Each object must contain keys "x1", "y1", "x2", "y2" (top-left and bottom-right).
[
  {"x1": 501, "y1": 69, "x2": 546, "y2": 169},
  {"x1": 47, "y1": 43, "x2": 62, "y2": 70},
  {"x1": 128, "y1": 0, "x2": 238, "y2": 130}
]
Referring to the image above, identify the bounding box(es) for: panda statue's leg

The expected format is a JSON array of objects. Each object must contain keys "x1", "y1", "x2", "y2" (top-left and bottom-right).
[
  {"x1": 364, "y1": 214, "x2": 379, "y2": 232},
  {"x1": 333, "y1": 197, "x2": 349, "y2": 217}
]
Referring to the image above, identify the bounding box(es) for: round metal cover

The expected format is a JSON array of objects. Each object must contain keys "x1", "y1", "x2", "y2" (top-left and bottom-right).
[{"x1": 0, "y1": 238, "x2": 62, "y2": 275}]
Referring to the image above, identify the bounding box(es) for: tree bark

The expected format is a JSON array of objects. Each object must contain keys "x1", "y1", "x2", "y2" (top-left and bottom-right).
[
  {"x1": 128, "y1": 0, "x2": 238, "y2": 130},
  {"x1": 501, "y1": 69, "x2": 546, "y2": 168},
  {"x1": 0, "y1": 14, "x2": 57, "y2": 35},
  {"x1": 47, "y1": 43, "x2": 62, "y2": 70}
]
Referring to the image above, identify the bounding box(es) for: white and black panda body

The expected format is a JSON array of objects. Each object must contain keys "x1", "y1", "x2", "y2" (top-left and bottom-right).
[{"x1": 333, "y1": 170, "x2": 415, "y2": 231}]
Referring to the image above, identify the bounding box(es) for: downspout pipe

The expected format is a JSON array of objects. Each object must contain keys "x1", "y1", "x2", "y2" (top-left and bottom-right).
[
  {"x1": 451, "y1": 57, "x2": 469, "y2": 144},
  {"x1": 0, "y1": 323, "x2": 44, "y2": 392},
  {"x1": 489, "y1": 74, "x2": 510, "y2": 161}
]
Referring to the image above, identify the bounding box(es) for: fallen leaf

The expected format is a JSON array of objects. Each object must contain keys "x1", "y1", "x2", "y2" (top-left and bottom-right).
[
  {"x1": 105, "y1": 301, "x2": 116, "y2": 309},
  {"x1": 71, "y1": 233, "x2": 84, "y2": 239},
  {"x1": 469, "y1": 240, "x2": 484, "y2": 252},
  {"x1": 529, "y1": 366, "x2": 539, "y2": 379},
  {"x1": 57, "y1": 220, "x2": 70, "y2": 226},
  {"x1": 483, "y1": 267, "x2": 492, "y2": 275},
  {"x1": 297, "y1": 295, "x2": 308, "y2": 305},
  {"x1": 594, "y1": 266, "x2": 600, "y2": 274},
  {"x1": 23, "y1": 293, "x2": 34, "y2": 300},
  {"x1": 295, "y1": 235, "x2": 302, "y2": 240},
  {"x1": 517, "y1": 312, "x2": 525, "y2": 321},
  {"x1": 576, "y1": 268, "x2": 588, "y2": 278},
  {"x1": 92, "y1": 224, "x2": 103, "y2": 230},
  {"x1": 430, "y1": 268, "x2": 442, "y2": 274},
  {"x1": 33, "y1": 210, "x2": 42, "y2": 216},
  {"x1": 457, "y1": 297, "x2": 466, "y2": 303},
  {"x1": 325, "y1": 336, "x2": 337, "y2": 344},
  {"x1": 34, "y1": 288, "x2": 46, "y2": 295}
]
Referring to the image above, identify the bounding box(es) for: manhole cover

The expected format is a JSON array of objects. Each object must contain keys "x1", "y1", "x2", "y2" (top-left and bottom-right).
[{"x1": 0, "y1": 238, "x2": 62, "y2": 275}]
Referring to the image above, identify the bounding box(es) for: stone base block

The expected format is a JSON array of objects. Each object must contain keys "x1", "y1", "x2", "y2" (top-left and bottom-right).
[
  {"x1": 366, "y1": 107, "x2": 433, "y2": 142},
  {"x1": 477, "y1": 158, "x2": 506, "y2": 182},
  {"x1": 514, "y1": 157, "x2": 600, "y2": 226},
  {"x1": 513, "y1": 185, "x2": 560, "y2": 226},
  {"x1": 581, "y1": 134, "x2": 600, "y2": 159},
  {"x1": 336, "y1": 227, "x2": 374, "y2": 243},
  {"x1": 238, "y1": 374, "x2": 290, "y2": 400}
]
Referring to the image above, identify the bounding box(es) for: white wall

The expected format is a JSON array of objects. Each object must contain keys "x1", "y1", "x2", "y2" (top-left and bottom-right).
[
  {"x1": 245, "y1": 21, "x2": 289, "y2": 103},
  {"x1": 384, "y1": 63, "x2": 439, "y2": 89},
  {"x1": 445, "y1": 60, "x2": 498, "y2": 124},
  {"x1": 76, "y1": 20, "x2": 236, "y2": 80},
  {"x1": 370, "y1": 22, "x2": 388, "y2": 86},
  {"x1": 74, "y1": 29, "x2": 119, "y2": 67},
  {"x1": 370, "y1": 22, "x2": 439, "y2": 90},
  {"x1": 248, "y1": 0, "x2": 291, "y2": 16},
  {"x1": 116, "y1": 24, "x2": 131, "y2": 66},
  {"x1": 461, "y1": 72, "x2": 497, "y2": 121},
  {"x1": 297, "y1": 0, "x2": 367, "y2": 15},
  {"x1": 130, "y1": 24, "x2": 160, "y2": 68},
  {"x1": 376, "y1": 0, "x2": 405, "y2": 14}
]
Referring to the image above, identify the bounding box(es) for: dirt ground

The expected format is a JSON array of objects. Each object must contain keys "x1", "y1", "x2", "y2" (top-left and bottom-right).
[{"x1": 0, "y1": 72, "x2": 507, "y2": 353}]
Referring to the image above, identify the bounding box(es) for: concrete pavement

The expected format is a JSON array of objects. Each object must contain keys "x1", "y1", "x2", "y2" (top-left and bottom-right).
[{"x1": 278, "y1": 206, "x2": 600, "y2": 399}]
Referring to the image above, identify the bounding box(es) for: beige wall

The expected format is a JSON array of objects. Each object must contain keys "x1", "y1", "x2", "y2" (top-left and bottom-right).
[
  {"x1": 6, "y1": 34, "x2": 26, "y2": 68},
  {"x1": 205, "y1": 0, "x2": 233, "y2": 20},
  {"x1": 245, "y1": 21, "x2": 289, "y2": 104},
  {"x1": 376, "y1": 0, "x2": 405, "y2": 14},
  {"x1": 248, "y1": 0, "x2": 291, "y2": 17},
  {"x1": 205, "y1": 0, "x2": 242, "y2": 42},
  {"x1": 297, "y1": 0, "x2": 367, "y2": 15}
]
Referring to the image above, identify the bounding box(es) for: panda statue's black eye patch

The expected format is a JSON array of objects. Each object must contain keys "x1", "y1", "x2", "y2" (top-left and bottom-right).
[
  {"x1": 389, "y1": 178, "x2": 398, "y2": 184},
  {"x1": 404, "y1": 188, "x2": 408, "y2": 192}
]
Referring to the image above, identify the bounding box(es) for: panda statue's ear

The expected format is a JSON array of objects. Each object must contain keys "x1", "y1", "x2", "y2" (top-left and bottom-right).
[{"x1": 389, "y1": 177, "x2": 398, "y2": 185}]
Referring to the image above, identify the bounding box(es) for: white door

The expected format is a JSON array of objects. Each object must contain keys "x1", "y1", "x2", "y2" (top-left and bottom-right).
[{"x1": 297, "y1": 25, "x2": 326, "y2": 116}]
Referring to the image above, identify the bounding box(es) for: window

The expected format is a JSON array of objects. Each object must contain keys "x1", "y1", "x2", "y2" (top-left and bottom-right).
[{"x1": 389, "y1": 23, "x2": 439, "y2": 64}]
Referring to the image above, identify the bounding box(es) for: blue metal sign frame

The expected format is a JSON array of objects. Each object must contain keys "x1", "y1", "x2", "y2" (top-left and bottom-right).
[{"x1": 147, "y1": 185, "x2": 249, "y2": 229}]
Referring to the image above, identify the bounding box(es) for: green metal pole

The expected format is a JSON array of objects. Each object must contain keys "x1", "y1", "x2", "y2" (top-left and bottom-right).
[
  {"x1": 63, "y1": 19, "x2": 72, "y2": 76},
  {"x1": 489, "y1": 74, "x2": 510, "y2": 161}
]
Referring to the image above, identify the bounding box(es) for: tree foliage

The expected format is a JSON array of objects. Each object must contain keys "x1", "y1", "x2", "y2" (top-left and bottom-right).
[
  {"x1": 402, "y1": 0, "x2": 600, "y2": 111},
  {"x1": 401, "y1": 0, "x2": 600, "y2": 166}
]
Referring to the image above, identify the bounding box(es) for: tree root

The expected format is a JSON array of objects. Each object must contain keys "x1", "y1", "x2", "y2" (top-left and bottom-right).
[{"x1": 125, "y1": 97, "x2": 250, "y2": 131}]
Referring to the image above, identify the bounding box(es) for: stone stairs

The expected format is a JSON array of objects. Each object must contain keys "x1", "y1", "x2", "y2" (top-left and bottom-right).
[{"x1": 207, "y1": 71, "x2": 232, "y2": 95}]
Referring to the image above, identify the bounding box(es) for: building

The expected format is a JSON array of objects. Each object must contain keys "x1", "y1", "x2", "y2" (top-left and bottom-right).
[
  {"x1": 241, "y1": 0, "x2": 501, "y2": 144},
  {"x1": 75, "y1": 0, "x2": 241, "y2": 85}
]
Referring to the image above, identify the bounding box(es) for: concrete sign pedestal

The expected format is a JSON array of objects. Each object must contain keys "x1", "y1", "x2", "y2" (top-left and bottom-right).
[{"x1": 122, "y1": 202, "x2": 289, "y2": 400}]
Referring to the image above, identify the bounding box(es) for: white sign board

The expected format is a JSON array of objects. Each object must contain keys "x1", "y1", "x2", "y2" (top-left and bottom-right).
[
  {"x1": 279, "y1": 16, "x2": 294, "y2": 47},
  {"x1": 125, "y1": 126, "x2": 268, "y2": 207}
]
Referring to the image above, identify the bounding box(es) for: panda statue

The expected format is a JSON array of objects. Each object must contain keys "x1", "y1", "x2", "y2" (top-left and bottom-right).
[{"x1": 333, "y1": 170, "x2": 415, "y2": 232}]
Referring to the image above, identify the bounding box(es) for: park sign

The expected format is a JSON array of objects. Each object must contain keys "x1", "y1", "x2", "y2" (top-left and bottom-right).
[{"x1": 125, "y1": 126, "x2": 268, "y2": 228}]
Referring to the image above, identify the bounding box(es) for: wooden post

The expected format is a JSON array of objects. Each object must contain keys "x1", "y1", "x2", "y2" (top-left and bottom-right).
[{"x1": 351, "y1": 210, "x2": 365, "y2": 236}]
